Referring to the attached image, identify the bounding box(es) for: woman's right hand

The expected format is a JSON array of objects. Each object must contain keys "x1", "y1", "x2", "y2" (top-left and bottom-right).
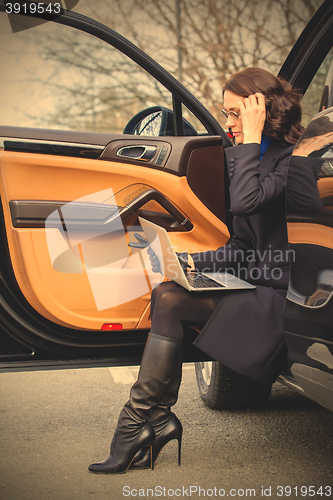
[{"x1": 240, "y1": 93, "x2": 266, "y2": 144}]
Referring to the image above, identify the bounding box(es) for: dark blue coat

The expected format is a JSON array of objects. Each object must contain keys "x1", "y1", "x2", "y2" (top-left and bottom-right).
[{"x1": 191, "y1": 141, "x2": 295, "y2": 383}]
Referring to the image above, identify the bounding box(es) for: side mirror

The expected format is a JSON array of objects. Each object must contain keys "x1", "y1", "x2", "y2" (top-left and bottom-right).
[{"x1": 123, "y1": 106, "x2": 198, "y2": 136}]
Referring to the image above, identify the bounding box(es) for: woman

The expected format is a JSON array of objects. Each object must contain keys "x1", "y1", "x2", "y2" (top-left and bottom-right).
[{"x1": 88, "y1": 67, "x2": 304, "y2": 474}]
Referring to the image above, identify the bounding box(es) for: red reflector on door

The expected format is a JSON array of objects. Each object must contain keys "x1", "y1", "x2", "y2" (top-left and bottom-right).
[{"x1": 101, "y1": 324, "x2": 123, "y2": 331}]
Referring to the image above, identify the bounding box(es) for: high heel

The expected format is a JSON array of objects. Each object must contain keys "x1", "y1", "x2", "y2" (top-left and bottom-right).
[
  {"x1": 131, "y1": 332, "x2": 183, "y2": 470},
  {"x1": 88, "y1": 334, "x2": 183, "y2": 474},
  {"x1": 88, "y1": 411, "x2": 155, "y2": 474},
  {"x1": 131, "y1": 413, "x2": 182, "y2": 469},
  {"x1": 177, "y1": 432, "x2": 182, "y2": 466}
]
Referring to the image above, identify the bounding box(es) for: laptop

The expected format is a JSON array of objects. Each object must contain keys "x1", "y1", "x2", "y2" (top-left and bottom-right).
[{"x1": 139, "y1": 217, "x2": 255, "y2": 292}]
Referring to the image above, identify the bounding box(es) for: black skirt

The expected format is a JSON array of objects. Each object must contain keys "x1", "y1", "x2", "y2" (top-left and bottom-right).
[{"x1": 193, "y1": 286, "x2": 288, "y2": 384}]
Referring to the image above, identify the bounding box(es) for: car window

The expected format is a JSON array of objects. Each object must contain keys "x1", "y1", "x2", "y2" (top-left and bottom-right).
[
  {"x1": 0, "y1": 12, "x2": 205, "y2": 136},
  {"x1": 182, "y1": 106, "x2": 209, "y2": 135},
  {"x1": 301, "y1": 48, "x2": 333, "y2": 128}
]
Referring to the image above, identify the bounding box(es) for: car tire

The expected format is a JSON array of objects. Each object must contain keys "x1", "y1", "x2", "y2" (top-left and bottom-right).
[{"x1": 194, "y1": 361, "x2": 272, "y2": 409}]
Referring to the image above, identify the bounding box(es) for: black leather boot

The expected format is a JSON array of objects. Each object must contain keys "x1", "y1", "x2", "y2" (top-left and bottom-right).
[
  {"x1": 88, "y1": 333, "x2": 183, "y2": 474},
  {"x1": 130, "y1": 342, "x2": 183, "y2": 469}
]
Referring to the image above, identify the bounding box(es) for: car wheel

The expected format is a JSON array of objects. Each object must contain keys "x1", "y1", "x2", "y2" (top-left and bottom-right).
[{"x1": 194, "y1": 361, "x2": 272, "y2": 409}]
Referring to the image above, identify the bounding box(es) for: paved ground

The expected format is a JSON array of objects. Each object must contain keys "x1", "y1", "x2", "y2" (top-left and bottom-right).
[{"x1": 0, "y1": 364, "x2": 332, "y2": 500}]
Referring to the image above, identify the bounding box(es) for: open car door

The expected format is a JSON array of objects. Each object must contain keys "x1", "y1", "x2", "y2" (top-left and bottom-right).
[{"x1": 0, "y1": 3, "x2": 232, "y2": 369}]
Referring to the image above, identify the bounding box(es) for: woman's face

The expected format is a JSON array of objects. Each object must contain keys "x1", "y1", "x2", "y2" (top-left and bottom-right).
[{"x1": 223, "y1": 90, "x2": 246, "y2": 144}]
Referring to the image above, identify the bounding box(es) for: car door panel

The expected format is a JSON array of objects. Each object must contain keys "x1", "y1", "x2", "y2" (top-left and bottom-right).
[{"x1": 0, "y1": 131, "x2": 229, "y2": 331}]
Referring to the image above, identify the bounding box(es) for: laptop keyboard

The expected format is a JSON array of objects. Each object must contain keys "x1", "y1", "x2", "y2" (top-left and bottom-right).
[{"x1": 186, "y1": 272, "x2": 225, "y2": 289}]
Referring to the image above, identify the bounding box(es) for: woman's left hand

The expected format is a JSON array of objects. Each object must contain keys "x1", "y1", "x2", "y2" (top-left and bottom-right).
[{"x1": 240, "y1": 93, "x2": 266, "y2": 144}]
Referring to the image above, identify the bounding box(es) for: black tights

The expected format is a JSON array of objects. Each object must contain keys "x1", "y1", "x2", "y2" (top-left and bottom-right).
[{"x1": 150, "y1": 281, "x2": 216, "y2": 341}]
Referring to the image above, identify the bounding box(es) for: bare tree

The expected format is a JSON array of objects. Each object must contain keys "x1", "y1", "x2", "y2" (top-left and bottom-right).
[{"x1": 19, "y1": 0, "x2": 324, "y2": 131}]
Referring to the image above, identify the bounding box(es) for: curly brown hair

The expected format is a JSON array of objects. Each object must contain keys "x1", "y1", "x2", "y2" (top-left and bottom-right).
[{"x1": 223, "y1": 67, "x2": 304, "y2": 144}]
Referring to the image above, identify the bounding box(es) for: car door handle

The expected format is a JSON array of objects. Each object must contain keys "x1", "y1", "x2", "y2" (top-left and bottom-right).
[{"x1": 117, "y1": 145, "x2": 157, "y2": 161}]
